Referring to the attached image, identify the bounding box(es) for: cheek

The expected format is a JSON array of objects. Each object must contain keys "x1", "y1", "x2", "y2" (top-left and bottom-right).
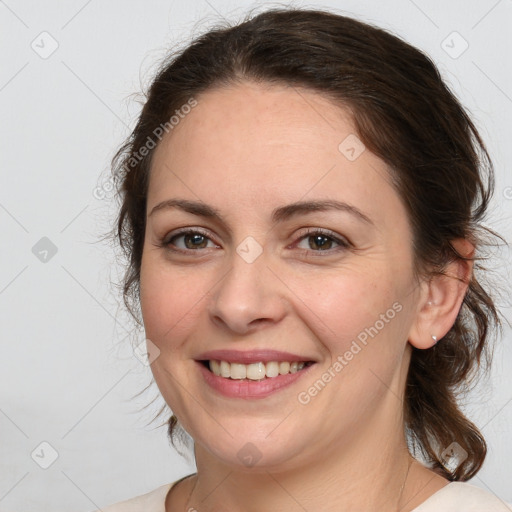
[
  {"x1": 298, "y1": 269, "x2": 410, "y2": 396},
  {"x1": 139, "y1": 256, "x2": 209, "y2": 349},
  {"x1": 295, "y1": 267, "x2": 401, "y2": 345}
]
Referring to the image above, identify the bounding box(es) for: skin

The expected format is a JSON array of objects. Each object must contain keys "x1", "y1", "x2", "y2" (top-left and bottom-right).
[{"x1": 139, "y1": 81, "x2": 472, "y2": 511}]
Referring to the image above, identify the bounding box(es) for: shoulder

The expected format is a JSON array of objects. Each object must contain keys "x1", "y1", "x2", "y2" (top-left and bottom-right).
[
  {"x1": 414, "y1": 482, "x2": 512, "y2": 511},
  {"x1": 90, "y1": 482, "x2": 174, "y2": 512}
]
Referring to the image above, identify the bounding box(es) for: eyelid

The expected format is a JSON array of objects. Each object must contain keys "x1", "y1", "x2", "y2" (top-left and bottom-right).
[
  {"x1": 294, "y1": 226, "x2": 350, "y2": 243},
  {"x1": 163, "y1": 226, "x2": 211, "y2": 242}
]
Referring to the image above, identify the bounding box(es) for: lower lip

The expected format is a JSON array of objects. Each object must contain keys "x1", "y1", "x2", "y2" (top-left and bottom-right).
[{"x1": 196, "y1": 361, "x2": 316, "y2": 399}]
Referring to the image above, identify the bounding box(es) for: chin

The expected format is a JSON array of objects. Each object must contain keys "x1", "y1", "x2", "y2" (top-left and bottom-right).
[{"x1": 191, "y1": 422, "x2": 310, "y2": 472}]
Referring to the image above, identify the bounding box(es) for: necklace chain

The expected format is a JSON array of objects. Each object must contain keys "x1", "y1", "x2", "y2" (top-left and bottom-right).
[{"x1": 397, "y1": 457, "x2": 414, "y2": 511}]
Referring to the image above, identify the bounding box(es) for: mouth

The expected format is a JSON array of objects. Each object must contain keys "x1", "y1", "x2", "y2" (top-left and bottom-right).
[
  {"x1": 195, "y1": 357, "x2": 317, "y2": 399},
  {"x1": 194, "y1": 349, "x2": 318, "y2": 399},
  {"x1": 198, "y1": 359, "x2": 316, "y2": 381}
]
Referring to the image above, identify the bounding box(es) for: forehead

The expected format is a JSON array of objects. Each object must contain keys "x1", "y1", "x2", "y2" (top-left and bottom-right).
[
  {"x1": 154, "y1": 82, "x2": 356, "y2": 162},
  {"x1": 148, "y1": 81, "x2": 402, "y2": 227}
]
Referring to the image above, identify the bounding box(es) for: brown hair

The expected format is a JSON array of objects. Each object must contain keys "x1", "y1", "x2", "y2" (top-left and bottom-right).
[{"x1": 110, "y1": 7, "x2": 502, "y2": 481}]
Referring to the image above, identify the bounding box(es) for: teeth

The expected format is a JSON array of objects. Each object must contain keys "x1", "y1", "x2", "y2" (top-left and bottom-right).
[
  {"x1": 220, "y1": 360, "x2": 231, "y2": 378},
  {"x1": 247, "y1": 362, "x2": 266, "y2": 380},
  {"x1": 266, "y1": 361, "x2": 279, "y2": 378},
  {"x1": 230, "y1": 363, "x2": 246, "y2": 379},
  {"x1": 279, "y1": 361, "x2": 290, "y2": 375},
  {"x1": 208, "y1": 360, "x2": 308, "y2": 380}
]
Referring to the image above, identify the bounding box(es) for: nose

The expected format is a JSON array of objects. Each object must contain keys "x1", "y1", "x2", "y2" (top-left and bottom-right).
[{"x1": 207, "y1": 246, "x2": 287, "y2": 335}]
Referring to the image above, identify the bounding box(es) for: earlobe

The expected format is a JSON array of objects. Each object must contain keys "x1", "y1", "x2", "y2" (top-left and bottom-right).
[{"x1": 408, "y1": 238, "x2": 474, "y2": 350}]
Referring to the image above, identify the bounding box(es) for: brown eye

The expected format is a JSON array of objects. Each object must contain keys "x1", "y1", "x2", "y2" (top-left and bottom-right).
[
  {"x1": 163, "y1": 229, "x2": 218, "y2": 252},
  {"x1": 306, "y1": 234, "x2": 335, "y2": 251},
  {"x1": 295, "y1": 229, "x2": 350, "y2": 254},
  {"x1": 181, "y1": 233, "x2": 209, "y2": 249}
]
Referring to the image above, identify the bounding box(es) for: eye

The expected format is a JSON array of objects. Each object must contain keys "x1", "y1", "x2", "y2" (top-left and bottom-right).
[
  {"x1": 158, "y1": 227, "x2": 351, "y2": 256},
  {"x1": 294, "y1": 228, "x2": 350, "y2": 254},
  {"x1": 161, "y1": 229, "x2": 218, "y2": 252}
]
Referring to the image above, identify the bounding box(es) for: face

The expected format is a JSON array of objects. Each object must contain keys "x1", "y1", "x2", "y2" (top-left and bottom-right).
[{"x1": 140, "y1": 82, "x2": 422, "y2": 472}]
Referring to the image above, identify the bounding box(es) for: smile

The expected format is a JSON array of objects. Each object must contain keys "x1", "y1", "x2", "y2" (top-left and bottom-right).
[{"x1": 196, "y1": 359, "x2": 317, "y2": 399}]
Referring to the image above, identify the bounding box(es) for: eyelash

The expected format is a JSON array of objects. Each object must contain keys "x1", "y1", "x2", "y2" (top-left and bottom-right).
[{"x1": 159, "y1": 227, "x2": 351, "y2": 257}]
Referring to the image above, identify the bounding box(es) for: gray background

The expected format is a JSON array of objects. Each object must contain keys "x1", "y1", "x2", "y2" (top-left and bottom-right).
[{"x1": 0, "y1": 0, "x2": 511, "y2": 510}]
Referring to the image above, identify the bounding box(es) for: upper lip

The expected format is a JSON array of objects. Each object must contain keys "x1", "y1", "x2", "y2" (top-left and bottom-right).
[{"x1": 196, "y1": 349, "x2": 316, "y2": 364}]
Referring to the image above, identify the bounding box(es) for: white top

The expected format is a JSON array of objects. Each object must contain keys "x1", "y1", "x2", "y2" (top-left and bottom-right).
[{"x1": 94, "y1": 480, "x2": 512, "y2": 511}]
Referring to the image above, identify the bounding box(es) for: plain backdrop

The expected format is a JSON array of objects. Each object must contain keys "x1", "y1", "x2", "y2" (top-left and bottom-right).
[{"x1": 0, "y1": 0, "x2": 511, "y2": 510}]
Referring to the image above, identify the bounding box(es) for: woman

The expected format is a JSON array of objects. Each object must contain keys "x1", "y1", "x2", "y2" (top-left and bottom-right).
[{"x1": 98, "y1": 7, "x2": 510, "y2": 511}]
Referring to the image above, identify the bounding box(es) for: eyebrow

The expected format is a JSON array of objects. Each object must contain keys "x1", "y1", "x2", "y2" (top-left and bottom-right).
[{"x1": 148, "y1": 198, "x2": 373, "y2": 225}]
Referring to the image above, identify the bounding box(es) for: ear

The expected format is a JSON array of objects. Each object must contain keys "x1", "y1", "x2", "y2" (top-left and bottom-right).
[{"x1": 408, "y1": 239, "x2": 474, "y2": 349}]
